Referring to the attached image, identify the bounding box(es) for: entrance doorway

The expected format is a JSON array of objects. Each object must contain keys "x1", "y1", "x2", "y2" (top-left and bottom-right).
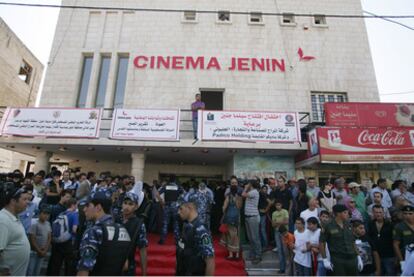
[{"x1": 200, "y1": 89, "x2": 224, "y2": 110}]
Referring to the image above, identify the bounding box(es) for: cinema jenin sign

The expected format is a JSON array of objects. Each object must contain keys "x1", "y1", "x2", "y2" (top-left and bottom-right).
[{"x1": 133, "y1": 55, "x2": 287, "y2": 72}]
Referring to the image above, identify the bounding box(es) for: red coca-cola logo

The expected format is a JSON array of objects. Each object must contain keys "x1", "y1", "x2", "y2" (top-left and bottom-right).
[{"x1": 357, "y1": 130, "x2": 406, "y2": 146}]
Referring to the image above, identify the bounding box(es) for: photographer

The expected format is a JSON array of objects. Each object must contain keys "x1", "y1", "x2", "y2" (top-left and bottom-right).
[{"x1": 0, "y1": 182, "x2": 31, "y2": 275}]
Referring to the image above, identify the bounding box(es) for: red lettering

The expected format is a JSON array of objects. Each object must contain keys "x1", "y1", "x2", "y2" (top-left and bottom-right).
[
  {"x1": 186, "y1": 57, "x2": 205, "y2": 69},
  {"x1": 172, "y1": 56, "x2": 184, "y2": 69},
  {"x1": 150, "y1": 56, "x2": 155, "y2": 68},
  {"x1": 251, "y1": 58, "x2": 265, "y2": 71},
  {"x1": 266, "y1": 59, "x2": 270, "y2": 71},
  {"x1": 271, "y1": 59, "x2": 285, "y2": 72},
  {"x1": 206, "y1": 57, "x2": 221, "y2": 70},
  {"x1": 133, "y1": 56, "x2": 148, "y2": 69},
  {"x1": 157, "y1": 56, "x2": 170, "y2": 69},
  {"x1": 357, "y1": 130, "x2": 406, "y2": 146},
  {"x1": 238, "y1": 58, "x2": 250, "y2": 71}
]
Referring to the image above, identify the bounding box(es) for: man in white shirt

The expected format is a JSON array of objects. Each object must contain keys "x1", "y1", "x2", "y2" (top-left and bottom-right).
[
  {"x1": 370, "y1": 178, "x2": 392, "y2": 209},
  {"x1": 300, "y1": 198, "x2": 319, "y2": 228},
  {"x1": 391, "y1": 180, "x2": 414, "y2": 206}
]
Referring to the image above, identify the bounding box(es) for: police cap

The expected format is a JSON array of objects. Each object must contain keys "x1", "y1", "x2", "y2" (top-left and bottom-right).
[
  {"x1": 332, "y1": 204, "x2": 348, "y2": 213},
  {"x1": 401, "y1": 205, "x2": 414, "y2": 212}
]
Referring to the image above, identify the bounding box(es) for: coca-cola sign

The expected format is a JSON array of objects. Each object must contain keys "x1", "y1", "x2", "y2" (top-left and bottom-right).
[
  {"x1": 357, "y1": 130, "x2": 406, "y2": 146},
  {"x1": 324, "y1": 102, "x2": 414, "y2": 127},
  {"x1": 316, "y1": 127, "x2": 414, "y2": 163}
]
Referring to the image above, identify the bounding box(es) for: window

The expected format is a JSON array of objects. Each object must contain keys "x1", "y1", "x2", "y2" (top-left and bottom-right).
[
  {"x1": 77, "y1": 56, "x2": 94, "y2": 108},
  {"x1": 95, "y1": 56, "x2": 111, "y2": 108},
  {"x1": 314, "y1": 15, "x2": 327, "y2": 26},
  {"x1": 18, "y1": 61, "x2": 33, "y2": 84},
  {"x1": 183, "y1": 10, "x2": 197, "y2": 22},
  {"x1": 113, "y1": 56, "x2": 129, "y2": 108},
  {"x1": 217, "y1": 11, "x2": 231, "y2": 23},
  {"x1": 200, "y1": 89, "x2": 224, "y2": 110},
  {"x1": 311, "y1": 92, "x2": 348, "y2": 122},
  {"x1": 249, "y1": 12, "x2": 263, "y2": 24},
  {"x1": 281, "y1": 13, "x2": 296, "y2": 25}
]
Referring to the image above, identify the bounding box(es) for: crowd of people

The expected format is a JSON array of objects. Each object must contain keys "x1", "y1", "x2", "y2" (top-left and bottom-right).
[{"x1": 0, "y1": 167, "x2": 413, "y2": 276}]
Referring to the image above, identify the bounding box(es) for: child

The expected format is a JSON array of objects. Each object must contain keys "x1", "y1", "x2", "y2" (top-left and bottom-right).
[
  {"x1": 293, "y1": 217, "x2": 311, "y2": 276},
  {"x1": 279, "y1": 225, "x2": 294, "y2": 276},
  {"x1": 122, "y1": 192, "x2": 148, "y2": 276},
  {"x1": 272, "y1": 200, "x2": 289, "y2": 273},
  {"x1": 306, "y1": 217, "x2": 321, "y2": 276},
  {"x1": 27, "y1": 206, "x2": 52, "y2": 276}
]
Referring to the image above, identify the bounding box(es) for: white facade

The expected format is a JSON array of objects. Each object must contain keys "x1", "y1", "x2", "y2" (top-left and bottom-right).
[{"x1": 0, "y1": 0, "x2": 380, "y2": 181}]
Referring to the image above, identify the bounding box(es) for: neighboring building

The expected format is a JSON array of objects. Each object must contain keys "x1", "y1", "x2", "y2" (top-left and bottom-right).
[
  {"x1": 0, "y1": 17, "x2": 44, "y2": 172},
  {"x1": 0, "y1": 0, "x2": 380, "y2": 182}
]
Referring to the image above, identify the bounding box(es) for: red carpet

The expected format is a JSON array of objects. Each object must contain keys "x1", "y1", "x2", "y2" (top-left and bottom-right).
[{"x1": 135, "y1": 233, "x2": 246, "y2": 276}]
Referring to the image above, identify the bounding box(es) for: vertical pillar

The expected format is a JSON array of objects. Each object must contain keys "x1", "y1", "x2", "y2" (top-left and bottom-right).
[
  {"x1": 131, "y1": 153, "x2": 146, "y2": 181},
  {"x1": 34, "y1": 151, "x2": 52, "y2": 173}
]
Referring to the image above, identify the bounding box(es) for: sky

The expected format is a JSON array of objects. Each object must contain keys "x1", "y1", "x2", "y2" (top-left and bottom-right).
[{"x1": 0, "y1": 0, "x2": 413, "y2": 103}]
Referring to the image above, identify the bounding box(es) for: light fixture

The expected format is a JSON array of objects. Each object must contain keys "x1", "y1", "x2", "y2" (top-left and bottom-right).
[
  {"x1": 229, "y1": 149, "x2": 237, "y2": 153},
  {"x1": 58, "y1": 146, "x2": 67, "y2": 152},
  {"x1": 31, "y1": 146, "x2": 41, "y2": 150},
  {"x1": 172, "y1": 148, "x2": 180, "y2": 153},
  {"x1": 6, "y1": 145, "x2": 15, "y2": 149},
  {"x1": 202, "y1": 149, "x2": 209, "y2": 154},
  {"x1": 116, "y1": 147, "x2": 124, "y2": 151},
  {"x1": 257, "y1": 150, "x2": 266, "y2": 154},
  {"x1": 142, "y1": 148, "x2": 150, "y2": 152},
  {"x1": 87, "y1": 147, "x2": 95, "y2": 151}
]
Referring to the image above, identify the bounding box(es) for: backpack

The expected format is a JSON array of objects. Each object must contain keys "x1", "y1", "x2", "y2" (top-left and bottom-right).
[{"x1": 52, "y1": 212, "x2": 72, "y2": 243}]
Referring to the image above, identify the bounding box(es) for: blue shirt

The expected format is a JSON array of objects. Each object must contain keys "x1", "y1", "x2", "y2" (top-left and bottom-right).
[
  {"x1": 78, "y1": 214, "x2": 113, "y2": 272},
  {"x1": 19, "y1": 202, "x2": 37, "y2": 234}
]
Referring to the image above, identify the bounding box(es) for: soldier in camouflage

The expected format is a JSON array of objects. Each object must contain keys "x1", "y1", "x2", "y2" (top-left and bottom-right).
[
  {"x1": 176, "y1": 199, "x2": 215, "y2": 276},
  {"x1": 188, "y1": 182, "x2": 214, "y2": 230},
  {"x1": 77, "y1": 191, "x2": 131, "y2": 275}
]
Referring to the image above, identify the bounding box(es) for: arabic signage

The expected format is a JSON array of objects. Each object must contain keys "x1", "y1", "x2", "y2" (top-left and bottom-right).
[
  {"x1": 110, "y1": 109, "x2": 180, "y2": 141},
  {"x1": 325, "y1": 102, "x2": 414, "y2": 127},
  {"x1": 198, "y1": 110, "x2": 300, "y2": 142},
  {"x1": 0, "y1": 108, "x2": 101, "y2": 138},
  {"x1": 316, "y1": 127, "x2": 414, "y2": 162}
]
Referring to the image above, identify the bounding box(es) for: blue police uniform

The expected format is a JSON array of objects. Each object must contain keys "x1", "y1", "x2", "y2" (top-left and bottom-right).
[
  {"x1": 176, "y1": 216, "x2": 215, "y2": 275},
  {"x1": 77, "y1": 214, "x2": 113, "y2": 272},
  {"x1": 188, "y1": 190, "x2": 214, "y2": 230},
  {"x1": 112, "y1": 191, "x2": 126, "y2": 224},
  {"x1": 159, "y1": 183, "x2": 184, "y2": 243}
]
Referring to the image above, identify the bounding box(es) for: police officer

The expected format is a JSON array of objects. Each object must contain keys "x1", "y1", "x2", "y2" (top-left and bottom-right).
[
  {"x1": 319, "y1": 204, "x2": 363, "y2": 276},
  {"x1": 176, "y1": 199, "x2": 215, "y2": 276},
  {"x1": 393, "y1": 204, "x2": 414, "y2": 272},
  {"x1": 122, "y1": 192, "x2": 148, "y2": 276},
  {"x1": 77, "y1": 191, "x2": 131, "y2": 276},
  {"x1": 157, "y1": 175, "x2": 184, "y2": 244},
  {"x1": 112, "y1": 175, "x2": 133, "y2": 224},
  {"x1": 188, "y1": 183, "x2": 214, "y2": 230}
]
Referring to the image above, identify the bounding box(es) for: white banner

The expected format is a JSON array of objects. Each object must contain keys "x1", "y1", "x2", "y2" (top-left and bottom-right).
[
  {"x1": 198, "y1": 110, "x2": 300, "y2": 142},
  {"x1": 110, "y1": 109, "x2": 180, "y2": 141},
  {"x1": 0, "y1": 108, "x2": 102, "y2": 138}
]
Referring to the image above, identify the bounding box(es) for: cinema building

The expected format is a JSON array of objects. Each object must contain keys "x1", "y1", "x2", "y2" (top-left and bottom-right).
[{"x1": 0, "y1": 0, "x2": 393, "y2": 184}]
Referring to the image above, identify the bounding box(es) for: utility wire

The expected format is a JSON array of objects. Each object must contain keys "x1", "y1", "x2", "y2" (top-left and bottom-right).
[
  {"x1": 363, "y1": 10, "x2": 414, "y2": 31},
  {"x1": 0, "y1": 1, "x2": 414, "y2": 19},
  {"x1": 380, "y1": 91, "x2": 414, "y2": 96}
]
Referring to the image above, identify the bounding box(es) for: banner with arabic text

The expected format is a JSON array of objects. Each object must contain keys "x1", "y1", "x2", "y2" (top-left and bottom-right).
[
  {"x1": 110, "y1": 109, "x2": 180, "y2": 141},
  {"x1": 198, "y1": 110, "x2": 300, "y2": 142},
  {"x1": 0, "y1": 107, "x2": 101, "y2": 138}
]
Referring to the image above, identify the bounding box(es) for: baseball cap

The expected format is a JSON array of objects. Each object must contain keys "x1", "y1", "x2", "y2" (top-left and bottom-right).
[
  {"x1": 348, "y1": 182, "x2": 361, "y2": 189},
  {"x1": 124, "y1": 192, "x2": 139, "y2": 205}
]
